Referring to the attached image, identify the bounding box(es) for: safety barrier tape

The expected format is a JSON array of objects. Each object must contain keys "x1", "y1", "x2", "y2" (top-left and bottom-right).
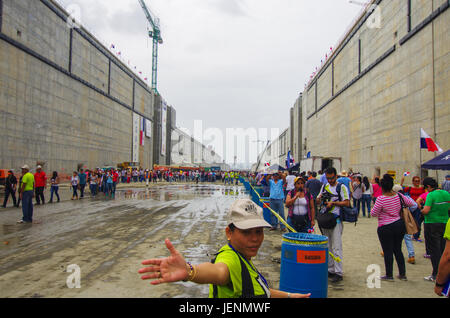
[{"x1": 246, "y1": 180, "x2": 342, "y2": 263}]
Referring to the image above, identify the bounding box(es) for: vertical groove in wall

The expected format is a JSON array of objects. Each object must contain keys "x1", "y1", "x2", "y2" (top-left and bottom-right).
[
  {"x1": 132, "y1": 79, "x2": 135, "y2": 110},
  {"x1": 108, "y1": 59, "x2": 111, "y2": 95},
  {"x1": 68, "y1": 28, "x2": 73, "y2": 73},
  {"x1": 0, "y1": 0, "x2": 3, "y2": 33},
  {"x1": 331, "y1": 61, "x2": 335, "y2": 97},
  {"x1": 407, "y1": 0, "x2": 411, "y2": 32},
  {"x1": 358, "y1": 39, "x2": 362, "y2": 74},
  {"x1": 315, "y1": 82, "x2": 318, "y2": 114}
]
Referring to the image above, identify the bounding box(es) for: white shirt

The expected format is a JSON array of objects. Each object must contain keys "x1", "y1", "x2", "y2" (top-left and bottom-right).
[
  {"x1": 293, "y1": 197, "x2": 308, "y2": 216},
  {"x1": 363, "y1": 183, "x2": 373, "y2": 195},
  {"x1": 286, "y1": 175, "x2": 296, "y2": 191}
]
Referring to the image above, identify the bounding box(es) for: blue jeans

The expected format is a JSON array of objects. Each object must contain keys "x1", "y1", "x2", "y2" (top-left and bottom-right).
[
  {"x1": 106, "y1": 182, "x2": 113, "y2": 195},
  {"x1": 404, "y1": 234, "x2": 415, "y2": 258},
  {"x1": 21, "y1": 190, "x2": 33, "y2": 222},
  {"x1": 353, "y1": 198, "x2": 361, "y2": 215},
  {"x1": 50, "y1": 185, "x2": 60, "y2": 202},
  {"x1": 361, "y1": 194, "x2": 372, "y2": 217},
  {"x1": 269, "y1": 199, "x2": 285, "y2": 230},
  {"x1": 90, "y1": 184, "x2": 98, "y2": 196}
]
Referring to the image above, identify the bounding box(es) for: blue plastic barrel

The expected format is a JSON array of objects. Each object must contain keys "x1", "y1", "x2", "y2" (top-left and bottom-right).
[
  {"x1": 260, "y1": 197, "x2": 272, "y2": 224},
  {"x1": 250, "y1": 187, "x2": 262, "y2": 205},
  {"x1": 279, "y1": 233, "x2": 328, "y2": 298}
]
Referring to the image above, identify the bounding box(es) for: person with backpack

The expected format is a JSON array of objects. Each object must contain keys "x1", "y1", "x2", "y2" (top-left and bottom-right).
[
  {"x1": 285, "y1": 177, "x2": 315, "y2": 233},
  {"x1": 138, "y1": 199, "x2": 311, "y2": 299},
  {"x1": 371, "y1": 175, "x2": 417, "y2": 281},
  {"x1": 315, "y1": 167, "x2": 350, "y2": 283}
]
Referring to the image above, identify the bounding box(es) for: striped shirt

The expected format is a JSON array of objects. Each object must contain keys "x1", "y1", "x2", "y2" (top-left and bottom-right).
[{"x1": 370, "y1": 193, "x2": 416, "y2": 227}]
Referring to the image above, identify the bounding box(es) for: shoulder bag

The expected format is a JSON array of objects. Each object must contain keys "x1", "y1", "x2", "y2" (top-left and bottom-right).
[{"x1": 398, "y1": 194, "x2": 419, "y2": 235}]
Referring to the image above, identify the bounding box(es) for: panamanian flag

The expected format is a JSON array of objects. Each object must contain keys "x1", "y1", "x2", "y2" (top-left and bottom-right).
[{"x1": 420, "y1": 129, "x2": 443, "y2": 153}]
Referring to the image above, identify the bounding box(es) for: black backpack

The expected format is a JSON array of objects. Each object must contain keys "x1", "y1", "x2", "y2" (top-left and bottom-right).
[{"x1": 336, "y1": 183, "x2": 358, "y2": 225}]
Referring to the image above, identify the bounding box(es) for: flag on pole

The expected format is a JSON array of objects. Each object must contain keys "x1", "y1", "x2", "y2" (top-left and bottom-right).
[
  {"x1": 420, "y1": 129, "x2": 443, "y2": 153},
  {"x1": 286, "y1": 150, "x2": 294, "y2": 169}
]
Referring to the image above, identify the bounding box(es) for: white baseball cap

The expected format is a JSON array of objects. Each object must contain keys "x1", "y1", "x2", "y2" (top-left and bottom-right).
[
  {"x1": 21, "y1": 164, "x2": 30, "y2": 170},
  {"x1": 227, "y1": 199, "x2": 272, "y2": 230}
]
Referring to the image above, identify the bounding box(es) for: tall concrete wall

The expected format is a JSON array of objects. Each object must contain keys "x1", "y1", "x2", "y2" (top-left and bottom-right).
[
  {"x1": 301, "y1": 0, "x2": 449, "y2": 181},
  {"x1": 0, "y1": 0, "x2": 171, "y2": 173}
]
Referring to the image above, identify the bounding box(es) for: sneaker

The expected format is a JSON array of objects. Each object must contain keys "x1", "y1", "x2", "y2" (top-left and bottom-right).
[
  {"x1": 424, "y1": 275, "x2": 436, "y2": 282},
  {"x1": 380, "y1": 275, "x2": 394, "y2": 282},
  {"x1": 330, "y1": 275, "x2": 343, "y2": 283},
  {"x1": 397, "y1": 275, "x2": 408, "y2": 281},
  {"x1": 328, "y1": 272, "x2": 336, "y2": 279},
  {"x1": 407, "y1": 257, "x2": 416, "y2": 264},
  {"x1": 16, "y1": 220, "x2": 24, "y2": 224}
]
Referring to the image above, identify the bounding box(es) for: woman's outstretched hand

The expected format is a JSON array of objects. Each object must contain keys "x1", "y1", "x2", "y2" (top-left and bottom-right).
[{"x1": 138, "y1": 238, "x2": 189, "y2": 285}]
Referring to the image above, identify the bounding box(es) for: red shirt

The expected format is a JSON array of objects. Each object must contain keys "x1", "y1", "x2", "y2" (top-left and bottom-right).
[
  {"x1": 403, "y1": 186, "x2": 425, "y2": 202},
  {"x1": 34, "y1": 171, "x2": 47, "y2": 187},
  {"x1": 372, "y1": 183, "x2": 382, "y2": 198},
  {"x1": 112, "y1": 172, "x2": 119, "y2": 182}
]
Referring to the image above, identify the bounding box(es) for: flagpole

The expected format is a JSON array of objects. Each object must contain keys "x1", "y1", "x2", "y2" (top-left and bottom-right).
[{"x1": 419, "y1": 129, "x2": 422, "y2": 179}]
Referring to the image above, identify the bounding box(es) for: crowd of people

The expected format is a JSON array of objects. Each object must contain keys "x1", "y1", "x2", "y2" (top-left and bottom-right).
[
  {"x1": 2, "y1": 163, "x2": 448, "y2": 298},
  {"x1": 1, "y1": 165, "x2": 247, "y2": 224},
  {"x1": 251, "y1": 168, "x2": 449, "y2": 291}
]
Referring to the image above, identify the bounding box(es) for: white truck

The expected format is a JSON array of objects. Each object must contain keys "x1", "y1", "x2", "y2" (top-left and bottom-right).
[{"x1": 299, "y1": 156, "x2": 342, "y2": 173}]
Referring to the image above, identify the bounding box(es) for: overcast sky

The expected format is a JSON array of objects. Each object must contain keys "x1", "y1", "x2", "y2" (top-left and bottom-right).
[{"x1": 58, "y1": 0, "x2": 364, "y2": 164}]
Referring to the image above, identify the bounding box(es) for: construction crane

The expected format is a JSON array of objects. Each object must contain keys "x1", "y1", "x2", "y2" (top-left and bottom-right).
[{"x1": 138, "y1": 0, "x2": 163, "y2": 95}]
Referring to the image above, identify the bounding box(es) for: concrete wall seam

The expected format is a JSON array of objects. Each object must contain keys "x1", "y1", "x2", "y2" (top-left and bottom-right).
[
  {"x1": 306, "y1": 45, "x2": 396, "y2": 120},
  {"x1": 400, "y1": 0, "x2": 449, "y2": 45},
  {"x1": 307, "y1": 0, "x2": 384, "y2": 91},
  {"x1": 40, "y1": 0, "x2": 152, "y2": 98},
  {"x1": 0, "y1": 0, "x2": 3, "y2": 33},
  {"x1": 0, "y1": 32, "x2": 154, "y2": 123}
]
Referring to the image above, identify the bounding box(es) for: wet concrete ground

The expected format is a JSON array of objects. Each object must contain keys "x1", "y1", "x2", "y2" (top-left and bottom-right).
[
  {"x1": 0, "y1": 183, "x2": 442, "y2": 298},
  {"x1": 0, "y1": 184, "x2": 275, "y2": 298}
]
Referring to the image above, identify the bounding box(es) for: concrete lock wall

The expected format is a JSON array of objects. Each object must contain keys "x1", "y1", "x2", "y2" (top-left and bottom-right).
[
  {"x1": 0, "y1": 0, "x2": 169, "y2": 173},
  {"x1": 299, "y1": 0, "x2": 449, "y2": 181}
]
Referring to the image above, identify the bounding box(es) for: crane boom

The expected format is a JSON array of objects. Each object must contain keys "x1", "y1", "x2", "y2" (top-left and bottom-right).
[{"x1": 138, "y1": 0, "x2": 163, "y2": 94}]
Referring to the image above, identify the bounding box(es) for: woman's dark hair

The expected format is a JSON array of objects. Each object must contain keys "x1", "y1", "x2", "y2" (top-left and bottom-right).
[
  {"x1": 52, "y1": 171, "x2": 58, "y2": 179},
  {"x1": 363, "y1": 176, "x2": 370, "y2": 191},
  {"x1": 422, "y1": 177, "x2": 438, "y2": 189},
  {"x1": 374, "y1": 177, "x2": 380, "y2": 185},
  {"x1": 380, "y1": 174, "x2": 394, "y2": 192}
]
